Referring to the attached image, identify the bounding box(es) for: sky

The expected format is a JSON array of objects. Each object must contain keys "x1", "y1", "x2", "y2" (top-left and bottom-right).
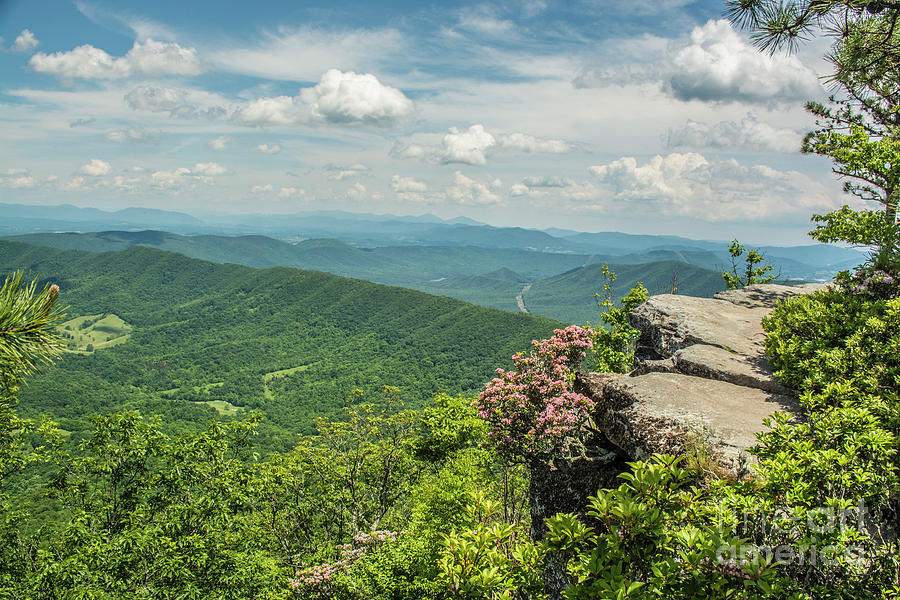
[{"x1": 0, "y1": 0, "x2": 865, "y2": 244}]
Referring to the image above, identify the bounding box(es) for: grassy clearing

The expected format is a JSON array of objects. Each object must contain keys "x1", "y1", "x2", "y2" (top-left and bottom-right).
[
  {"x1": 262, "y1": 365, "x2": 310, "y2": 382},
  {"x1": 262, "y1": 365, "x2": 311, "y2": 401},
  {"x1": 190, "y1": 399, "x2": 242, "y2": 416},
  {"x1": 57, "y1": 314, "x2": 132, "y2": 353}
]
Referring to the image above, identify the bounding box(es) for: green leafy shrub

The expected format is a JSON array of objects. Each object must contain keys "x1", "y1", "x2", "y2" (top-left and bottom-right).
[
  {"x1": 544, "y1": 455, "x2": 787, "y2": 599},
  {"x1": 590, "y1": 265, "x2": 648, "y2": 374},
  {"x1": 722, "y1": 239, "x2": 776, "y2": 290},
  {"x1": 440, "y1": 490, "x2": 545, "y2": 600}
]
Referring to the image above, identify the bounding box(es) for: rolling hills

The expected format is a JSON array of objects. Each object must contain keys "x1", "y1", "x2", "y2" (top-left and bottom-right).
[{"x1": 0, "y1": 240, "x2": 564, "y2": 451}]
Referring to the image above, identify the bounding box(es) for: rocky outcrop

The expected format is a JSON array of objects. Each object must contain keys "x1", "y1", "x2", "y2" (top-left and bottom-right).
[{"x1": 577, "y1": 284, "x2": 825, "y2": 472}]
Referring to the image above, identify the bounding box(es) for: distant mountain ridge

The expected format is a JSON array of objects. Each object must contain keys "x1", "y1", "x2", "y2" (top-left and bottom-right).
[{"x1": 1, "y1": 202, "x2": 866, "y2": 285}]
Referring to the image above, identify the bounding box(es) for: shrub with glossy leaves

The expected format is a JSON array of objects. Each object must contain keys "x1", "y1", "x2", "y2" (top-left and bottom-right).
[{"x1": 544, "y1": 455, "x2": 789, "y2": 600}]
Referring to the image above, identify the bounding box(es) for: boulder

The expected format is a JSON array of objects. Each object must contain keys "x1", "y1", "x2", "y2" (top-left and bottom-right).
[{"x1": 577, "y1": 371, "x2": 799, "y2": 468}]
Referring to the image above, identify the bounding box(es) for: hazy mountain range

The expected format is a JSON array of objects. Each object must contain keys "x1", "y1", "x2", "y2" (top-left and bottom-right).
[{"x1": 2, "y1": 202, "x2": 866, "y2": 322}]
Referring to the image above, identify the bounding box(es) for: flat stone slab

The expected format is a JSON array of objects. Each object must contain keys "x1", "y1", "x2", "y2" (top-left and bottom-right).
[
  {"x1": 629, "y1": 294, "x2": 770, "y2": 357},
  {"x1": 577, "y1": 371, "x2": 799, "y2": 467},
  {"x1": 673, "y1": 344, "x2": 792, "y2": 396}
]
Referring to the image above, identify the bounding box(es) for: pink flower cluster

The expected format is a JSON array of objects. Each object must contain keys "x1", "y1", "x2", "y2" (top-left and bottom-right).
[
  {"x1": 476, "y1": 325, "x2": 595, "y2": 459},
  {"x1": 289, "y1": 530, "x2": 399, "y2": 593},
  {"x1": 849, "y1": 267, "x2": 899, "y2": 299}
]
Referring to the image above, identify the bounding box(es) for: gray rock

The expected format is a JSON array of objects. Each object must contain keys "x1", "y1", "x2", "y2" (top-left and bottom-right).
[
  {"x1": 628, "y1": 294, "x2": 770, "y2": 357},
  {"x1": 673, "y1": 344, "x2": 793, "y2": 395},
  {"x1": 577, "y1": 371, "x2": 799, "y2": 468}
]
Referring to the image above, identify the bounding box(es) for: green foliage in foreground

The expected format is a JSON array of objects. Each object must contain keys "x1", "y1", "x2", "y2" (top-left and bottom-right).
[{"x1": 526, "y1": 289, "x2": 900, "y2": 599}]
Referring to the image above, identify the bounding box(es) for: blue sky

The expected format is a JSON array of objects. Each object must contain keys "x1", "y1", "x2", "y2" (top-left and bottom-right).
[{"x1": 0, "y1": 0, "x2": 861, "y2": 243}]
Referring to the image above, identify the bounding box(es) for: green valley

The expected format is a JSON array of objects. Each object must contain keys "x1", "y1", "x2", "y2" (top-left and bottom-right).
[{"x1": 0, "y1": 240, "x2": 564, "y2": 451}]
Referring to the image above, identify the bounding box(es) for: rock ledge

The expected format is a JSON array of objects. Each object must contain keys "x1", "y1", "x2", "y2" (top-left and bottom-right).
[{"x1": 578, "y1": 284, "x2": 824, "y2": 470}]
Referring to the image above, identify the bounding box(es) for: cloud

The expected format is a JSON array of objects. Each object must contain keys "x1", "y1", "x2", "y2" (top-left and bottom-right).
[
  {"x1": 30, "y1": 38, "x2": 204, "y2": 80},
  {"x1": 510, "y1": 176, "x2": 599, "y2": 200},
  {"x1": 347, "y1": 182, "x2": 367, "y2": 199},
  {"x1": 11, "y1": 29, "x2": 39, "y2": 53},
  {"x1": 251, "y1": 183, "x2": 274, "y2": 193},
  {"x1": 62, "y1": 176, "x2": 86, "y2": 191},
  {"x1": 106, "y1": 127, "x2": 158, "y2": 144},
  {"x1": 457, "y1": 6, "x2": 515, "y2": 35},
  {"x1": 1, "y1": 175, "x2": 37, "y2": 189},
  {"x1": 207, "y1": 135, "x2": 231, "y2": 151},
  {"x1": 151, "y1": 167, "x2": 192, "y2": 188},
  {"x1": 253, "y1": 143, "x2": 281, "y2": 155},
  {"x1": 664, "y1": 114, "x2": 802, "y2": 153},
  {"x1": 125, "y1": 85, "x2": 225, "y2": 119},
  {"x1": 80, "y1": 158, "x2": 112, "y2": 176},
  {"x1": 392, "y1": 124, "x2": 576, "y2": 166},
  {"x1": 192, "y1": 162, "x2": 227, "y2": 176},
  {"x1": 391, "y1": 175, "x2": 428, "y2": 193},
  {"x1": 588, "y1": 152, "x2": 839, "y2": 221},
  {"x1": 147, "y1": 164, "x2": 223, "y2": 190},
  {"x1": 447, "y1": 171, "x2": 502, "y2": 205},
  {"x1": 576, "y1": 19, "x2": 821, "y2": 104},
  {"x1": 325, "y1": 163, "x2": 369, "y2": 180},
  {"x1": 211, "y1": 26, "x2": 404, "y2": 82},
  {"x1": 279, "y1": 186, "x2": 306, "y2": 198},
  {"x1": 522, "y1": 175, "x2": 571, "y2": 187},
  {"x1": 69, "y1": 117, "x2": 95, "y2": 128},
  {"x1": 668, "y1": 20, "x2": 821, "y2": 103},
  {"x1": 232, "y1": 69, "x2": 414, "y2": 127}
]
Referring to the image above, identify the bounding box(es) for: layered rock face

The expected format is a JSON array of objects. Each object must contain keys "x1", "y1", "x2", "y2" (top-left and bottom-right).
[{"x1": 576, "y1": 283, "x2": 825, "y2": 471}]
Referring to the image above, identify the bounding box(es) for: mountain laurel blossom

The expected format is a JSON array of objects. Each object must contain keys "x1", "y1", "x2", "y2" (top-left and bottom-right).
[{"x1": 476, "y1": 325, "x2": 595, "y2": 459}]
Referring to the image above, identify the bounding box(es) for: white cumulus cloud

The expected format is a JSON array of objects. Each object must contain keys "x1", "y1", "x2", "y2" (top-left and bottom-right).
[
  {"x1": 80, "y1": 159, "x2": 111, "y2": 176},
  {"x1": 251, "y1": 183, "x2": 274, "y2": 193},
  {"x1": 391, "y1": 175, "x2": 428, "y2": 193},
  {"x1": 2, "y1": 175, "x2": 37, "y2": 189},
  {"x1": 392, "y1": 124, "x2": 576, "y2": 166},
  {"x1": 192, "y1": 162, "x2": 227, "y2": 176},
  {"x1": 664, "y1": 114, "x2": 802, "y2": 153},
  {"x1": 253, "y1": 143, "x2": 281, "y2": 155},
  {"x1": 30, "y1": 38, "x2": 204, "y2": 80},
  {"x1": 325, "y1": 163, "x2": 369, "y2": 180},
  {"x1": 207, "y1": 135, "x2": 231, "y2": 151},
  {"x1": 576, "y1": 19, "x2": 821, "y2": 105},
  {"x1": 232, "y1": 69, "x2": 414, "y2": 127},
  {"x1": 279, "y1": 186, "x2": 306, "y2": 198},
  {"x1": 447, "y1": 171, "x2": 502, "y2": 205},
  {"x1": 668, "y1": 20, "x2": 821, "y2": 103},
  {"x1": 588, "y1": 152, "x2": 839, "y2": 221},
  {"x1": 12, "y1": 29, "x2": 39, "y2": 53}
]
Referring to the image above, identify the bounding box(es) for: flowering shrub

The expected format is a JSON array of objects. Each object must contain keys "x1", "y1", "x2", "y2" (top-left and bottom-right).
[
  {"x1": 841, "y1": 264, "x2": 900, "y2": 299},
  {"x1": 289, "y1": 530, "x2": 399, "y2": 597},
  {"x1": 476, "y1": 325, "x2": 595, "y2": 460}
]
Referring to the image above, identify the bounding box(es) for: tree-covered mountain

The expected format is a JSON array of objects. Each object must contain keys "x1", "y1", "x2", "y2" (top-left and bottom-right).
[
  {"x1": 0, "y1": 231, "x2": 741, "y2": 322},
  {"x1": 525, "y1": 260, "x2": 727, "y2": 324},
  {"x1": 0, "y1": 240, "x2": 563, "y2": 451}
]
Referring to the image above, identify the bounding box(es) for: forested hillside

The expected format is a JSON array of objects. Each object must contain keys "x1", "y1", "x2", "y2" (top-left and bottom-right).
[
  {"x1": 4, "y1": 231, "x2": 732, "y2": 321},
  {"x1": 0, "y1": 240, "x2": 563, "y2": 451}
]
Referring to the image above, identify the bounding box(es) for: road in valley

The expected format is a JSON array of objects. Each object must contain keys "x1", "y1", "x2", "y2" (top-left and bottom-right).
[{"x1": 516, "y1": 283, "x2": 532, "y2": 314}]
